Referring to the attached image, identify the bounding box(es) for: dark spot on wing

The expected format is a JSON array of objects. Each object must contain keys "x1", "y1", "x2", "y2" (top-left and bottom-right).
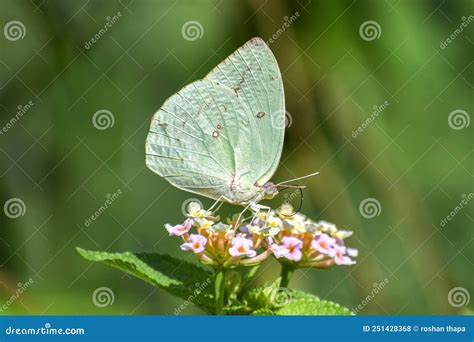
[
  {"x1": 212, "y1": 131, "x2": 219, "y2": 139},
  {"x1": 197, "y1": 102, "x2": 211, "y2": 116},
  {"x1": 231, "y1": 67, "x2": 251, "y2": 96},
  {"x1": 232, "y1": 85, "x2": 241, "y2": 95},
  {"x1": 256, "y1": 112, "x2": 265, "y2": 118},
  {"x1": 249, "y1": 37, "x2": 265, "y2": 47},
  {"x1": 216, "y1": 122, "x2": 222, "y2": 129}
]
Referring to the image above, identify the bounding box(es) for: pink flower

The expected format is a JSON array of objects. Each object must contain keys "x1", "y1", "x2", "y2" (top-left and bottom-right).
[
  {"x1": 312, "y1": 233, "x2": 336, "y2": 257},
  {"x1": 334, "y1": 245, "x2": 356, "y2": 265},
  {"x1": 180, "y1": 234, "x2": 207, "y2": 253},
  {"x1": 280, "y1": 236, "x2": 303, "y2": 261},
  {"x1": 165, "y1": 219, "x2": 193, "y2": 236},
  {"x1": 271, "y1": 244, "x2": 290, "y2": 258},
  {"x1": 229, "y1": 237, "x2": 256, "y2": 258}
]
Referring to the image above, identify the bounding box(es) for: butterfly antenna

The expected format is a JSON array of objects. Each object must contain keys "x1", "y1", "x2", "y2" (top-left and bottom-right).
[
  {"x1": 278, "y1": 184, "x2": 306, "y2": 189},
  {"x1": 296, "y1": 187, "x2": 304, "y2": 212},
  {"x1": 276, "y1": 172, "x2": 320, "y2": 186}
]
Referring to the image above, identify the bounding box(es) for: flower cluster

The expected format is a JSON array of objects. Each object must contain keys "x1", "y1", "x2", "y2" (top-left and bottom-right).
[
  {"x1": 164, "y1": 202, "x2": 270, "y2": 267},
  {"x1": 164, "y1": 202, "x2": 357, "y2": 269},
  {"x1": 260, "y1": 204, "x2": 358, "y2": 268}
]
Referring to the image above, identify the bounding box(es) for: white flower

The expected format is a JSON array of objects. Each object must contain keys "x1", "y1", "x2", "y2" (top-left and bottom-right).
[
  {"x1": 196, "y1": 218, "x2": 214, "y2": 229},
  {"x1": 211, "y1": 222, "x2": 232, "y2": 232},
  {"x1": 317, "y1": 220, "x2": 337, "y2": 234}
]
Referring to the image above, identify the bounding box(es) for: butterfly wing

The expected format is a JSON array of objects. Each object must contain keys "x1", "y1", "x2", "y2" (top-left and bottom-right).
[
  {"x1": 146, "y1": 79, "x2": 261, "y2": 202},
  {"x1": 205, "y1": 37, "x2": 285, "y2": 186},
  {"x1": 146, "y1": 37, "x2": 285, "y2": 204}
]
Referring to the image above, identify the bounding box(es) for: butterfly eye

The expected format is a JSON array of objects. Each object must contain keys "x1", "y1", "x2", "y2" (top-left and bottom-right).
[{"x1": 262, "y1": 182, "x2": 278, "y2": 199}]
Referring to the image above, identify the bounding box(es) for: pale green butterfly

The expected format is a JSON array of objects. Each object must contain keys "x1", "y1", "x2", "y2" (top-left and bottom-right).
[{"x1": 145, "y1": 37, "x2": 317, "y2": 212}]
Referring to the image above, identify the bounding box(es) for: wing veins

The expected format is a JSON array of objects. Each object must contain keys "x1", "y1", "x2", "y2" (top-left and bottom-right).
[
  {"x1": 176, "y1": 88, "x2": 234, "y2": 178},
  {"x1": 149, "y1": 164, "x2": 228, "y2": 182},
  {"x1": 153, "y1": 120, "x2": 204, "y2": 142},
  {"x1": 150, "y1": 143, "x2": 212, "y2": 158},
  {"x1": 189, "y1": 82, "x2": 236, "y2": 174},
  {"x1": 159, "y1": 107, "x2": 197, "y2": 132}
]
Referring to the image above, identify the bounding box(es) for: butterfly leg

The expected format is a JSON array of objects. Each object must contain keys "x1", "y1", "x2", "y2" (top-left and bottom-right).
[
  {"x1": 249, "y1": 203, "x2": 272, "y2": 226},
  {"x1": 234, "y1": 202, "x2": 253, "y2": 228},
  {"x1": 207, "y1": 196, "x2": 224, "y2": 212},
  {"x1": 207, "y1": 195, "x2": 232, "y2": 213}
]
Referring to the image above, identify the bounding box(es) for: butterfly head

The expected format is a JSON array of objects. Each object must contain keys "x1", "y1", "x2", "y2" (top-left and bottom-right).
[{"x1": 261, "y1": 181, "x2": 279, "y2": 200}]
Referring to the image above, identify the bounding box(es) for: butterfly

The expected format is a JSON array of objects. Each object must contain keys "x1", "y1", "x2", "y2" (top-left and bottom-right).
[{"x1": 145, "y1": 37, "x2": 317, "y2": 211}]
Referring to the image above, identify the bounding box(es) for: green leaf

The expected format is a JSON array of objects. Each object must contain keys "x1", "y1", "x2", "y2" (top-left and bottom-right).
[
  {"x1": 76, "y1": 248, "x2": 215, "y2": 310},
  {"x1": 251, "y1": 308, "x2": 276, "y2": 315},
  {"x1": 222, "y1": 279, "x2": 352, "y2": 316},
  {"x1": 275, "y1": 298, "x2": 353, "y2": 316},
  {"x1": 243, "y1": 278, "x2": 281, "y2": 310},
  {"x1": 282, "y1": 288, "x2": 320, "y2": 301},
  {"x1": 223, "y1": 304, "x2": 246, "y2": 313}
]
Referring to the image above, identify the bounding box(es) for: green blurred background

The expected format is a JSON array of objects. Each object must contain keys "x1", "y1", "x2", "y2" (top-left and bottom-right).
[{"x1": 0, "y1": 0, "x2": 472, "y2": 315}]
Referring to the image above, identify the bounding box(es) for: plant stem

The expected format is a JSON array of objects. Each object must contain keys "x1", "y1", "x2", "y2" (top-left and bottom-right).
[
  {"x1": 280, "y1": 264, "x2": 295, "y2": 288},
  {"x1": 215, "y1": 268, "x2": 225, "y2": 315}
]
